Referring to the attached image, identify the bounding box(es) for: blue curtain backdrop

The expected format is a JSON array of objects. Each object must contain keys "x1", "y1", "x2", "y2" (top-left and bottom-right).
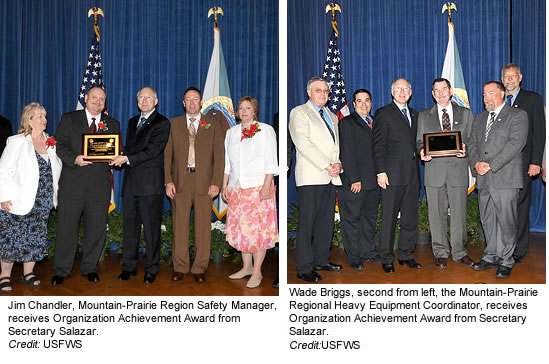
[
  {"x1": 0, "y1": 0, "x2": 278, "y2": 214},
  {"x1": 287, "y1": 0, "x2": 545, "y2": 232}
]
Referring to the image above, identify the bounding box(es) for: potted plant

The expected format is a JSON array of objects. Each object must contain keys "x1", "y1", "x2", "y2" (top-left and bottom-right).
[
  {"x1": 417, "y1": 198, "x2": 431, "y2": 245},
  {"x1": 210, "y1": 220, "x2": 229, "y2": 262}
]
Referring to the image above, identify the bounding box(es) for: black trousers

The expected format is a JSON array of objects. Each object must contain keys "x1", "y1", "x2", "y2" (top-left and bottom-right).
[
  {"x1": 378, "y1": 182, "x2": 418, "y2": 264},
  {"x1": 337, "y1": 186, "x2": 379, "y2": 265},
  {"x1": 121, "y1": 193, "x2": 164, "y2": 275},
  {"x1": 296, "y1": 184, "x2": 336, "y2": 274}
]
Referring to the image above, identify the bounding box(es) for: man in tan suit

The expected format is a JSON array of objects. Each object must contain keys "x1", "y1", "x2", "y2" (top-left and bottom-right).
[
  {"x1": 164, "y1": 87, "x2": 224, "y2": 283},
  {"x1": 289, "y1": 77, "x2": 342, "y2": 283}
]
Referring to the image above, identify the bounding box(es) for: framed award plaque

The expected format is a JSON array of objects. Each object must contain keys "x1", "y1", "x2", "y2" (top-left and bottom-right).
[
  {"x1": 423, "y1": 131, "x2": 463, "y2": 158},
  {"x1": 82, "y1": 134, "x2": 121, "y2": 162}
]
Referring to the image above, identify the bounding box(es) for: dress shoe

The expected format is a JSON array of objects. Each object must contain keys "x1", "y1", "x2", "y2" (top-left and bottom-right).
[
  {"x1": 51, "y1": 275, "x2": 64, "y2": 286},
  {"x1": 144, "y1": 273, "x2": 156, "y2": 284},
  {"x1": 471, "y1": 260, "x2": 499, "y2": 271},
  {"x1": 193, "y1": 273, "x2": 206, "y2": 283},
  {"x1": 85, "y1": 272, "x2": 100, "y2": 282},
  {"x1": 228, "y1": 269, "x2": 253, "y2": 280},
  {"x1": 272, "y1": 278, "x2": 279, "y2": 288},
  {"x1": 398, "y1": 259, "x2": 422, "y2": 269},
  {"x1": 363, "y1": 255, "x2": 380, "y2": 263},
  {"x1": 118, "y1": 270, "x2": 136, "y2": 281},
  {"x1": 172, "y1": 272, "x2": 186, "y2": 281},
  {"x1": 457, "y1": 255, "x2": 474, "y2": 267},
  {"x1": 349, "y1": 262, "x2": 364, "y2": 271},
  {"x1": 513, "y1": 255, "x2": 523, "y2": 264},
  {"x1": 434, "y1": 257, "x2": 448, "y2": 269},
  {"x1": 246, "y1": 275, "x2": 262, "y2": 288},
  {"x1": 495, "y1": 265, "x2": 512, "y2": 278},
  {"x1": 382, "y1": 263, "x2": 395, "y2": 273},
  {"x1": 313, "y1": 262, "x2": 342, "y2": 271},
  {"x1": 297, "y1": 271, "x2": 322, "y2": 282}
]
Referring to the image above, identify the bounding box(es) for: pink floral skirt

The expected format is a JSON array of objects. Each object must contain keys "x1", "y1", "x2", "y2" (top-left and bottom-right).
[{"x1": 226, "y1": 184, "x2": 278, "y2": 253}]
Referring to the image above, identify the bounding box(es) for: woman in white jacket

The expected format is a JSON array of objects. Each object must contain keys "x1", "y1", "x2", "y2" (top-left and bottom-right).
[
  {"x1": 0, "y1": 103, "x2": 62, "y2": 293},
  {"x1": 222, "y1": 96, "x2": 278, "y2": 289}
]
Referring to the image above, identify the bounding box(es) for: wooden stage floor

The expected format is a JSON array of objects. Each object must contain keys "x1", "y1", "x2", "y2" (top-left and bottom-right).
[
  {"x1": 288, "y1": 233, "x2": 546, "y2": 284},
  {"x1": 6, "y1": 249, "x2": 279, "y2": 296}
]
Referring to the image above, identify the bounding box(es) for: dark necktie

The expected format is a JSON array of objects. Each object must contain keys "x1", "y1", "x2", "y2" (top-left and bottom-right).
[
  {"x1": 319, "y1": 109, "x2": 335, "y2": 141},
  {"x1": 137, "y1": 116, "x2": 146, "y2": 131},
  {"x1": 485, "y1": 112, "x2": 496, "y2": 141},
  {"x1": 366, "y1": 115, "x2": 372, "y2": 129},
  {"x1": 401, "y1": 108, "x2": 410, "y2": 127},
  {"x1": 506, "y1": 94, "x2": 513, "y2": 105},
  {"x1": 90, "y1": 117, "x2": 97, "y2": 134},
  {"x1": 442, "y1": 108, "x2": 451, "y2": 132}
]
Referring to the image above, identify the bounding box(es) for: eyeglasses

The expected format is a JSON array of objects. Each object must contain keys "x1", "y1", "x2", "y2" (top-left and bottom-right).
[{"x1": 138, "y1": 95, "x2": 155, "y2": 101}]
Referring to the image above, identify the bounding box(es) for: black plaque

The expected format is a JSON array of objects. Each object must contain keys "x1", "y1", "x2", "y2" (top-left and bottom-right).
[
  {"x1": 423, "y1": 131, "x2": 463, "y2": 157},
  {"x1": 82, "y1": 134, "x2": 121, "y2": 161}
]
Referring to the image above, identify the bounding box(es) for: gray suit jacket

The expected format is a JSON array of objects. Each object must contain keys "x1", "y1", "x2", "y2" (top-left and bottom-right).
[
  {"x1": 416, "y1": 103, "x2": 473, "y2": 187},
  {"x1": 468, "y1": 104, "x2": 528, "y2": 189}
]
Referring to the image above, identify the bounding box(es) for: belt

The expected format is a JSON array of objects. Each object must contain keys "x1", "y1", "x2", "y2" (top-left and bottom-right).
[{"x1": 186, "y1": 167, "x2": 196, "y2": 172}]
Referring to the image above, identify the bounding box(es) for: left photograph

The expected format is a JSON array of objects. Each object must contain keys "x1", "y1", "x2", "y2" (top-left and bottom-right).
[{"x1": 0, "y1": 0, "x2": 279, "y2": 296}]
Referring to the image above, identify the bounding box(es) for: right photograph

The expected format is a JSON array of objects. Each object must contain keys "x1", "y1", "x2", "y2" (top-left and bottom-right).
[{"x1": 286, "y1": 0, "x2": 546, "y2": 284}]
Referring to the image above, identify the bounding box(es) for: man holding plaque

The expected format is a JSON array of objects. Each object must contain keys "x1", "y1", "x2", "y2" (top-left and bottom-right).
[
  {"x1": 52, "y1": 86, "x2": 120, "y2": 285},
  {"x1": 501, "y1": 64, "x2": 546, "y2": 264},
  {"x1": 373, "y1": 78, "x2": 421, "y2": 274},
  {"x1": 468, "y1": 81, "x2": 527, "y2": 278},
  {"x1": 417, "y1": 78, "x2": 474, "y2": 269},
  {"x1": 109, "y1": 87, "x2": 170, "y2": 284},
  {"x1": 164, "y1": 87, "x2": 224, "y2": 283}
]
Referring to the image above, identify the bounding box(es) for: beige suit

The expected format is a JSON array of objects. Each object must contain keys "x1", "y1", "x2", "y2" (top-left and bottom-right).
[
  {"x1": 164, "y1": 113, "x2": 224, "y2": 274},
  {"x1": 289, "y1": 102, "x2": 341, "y2": 187}
]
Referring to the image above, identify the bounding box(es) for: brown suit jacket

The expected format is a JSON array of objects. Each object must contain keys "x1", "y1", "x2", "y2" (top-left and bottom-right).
[{"x1": 164, "y1": 113, "x2": 224, "y2": 194}]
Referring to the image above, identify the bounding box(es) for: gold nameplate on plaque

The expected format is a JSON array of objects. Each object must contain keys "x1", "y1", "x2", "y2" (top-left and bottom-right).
[
  {"x1": 423, "y1": 131, "x2": 462, "y2": 158},
  {"x1": 82, "y1": 134, "x2": 121, "y2": 161}
]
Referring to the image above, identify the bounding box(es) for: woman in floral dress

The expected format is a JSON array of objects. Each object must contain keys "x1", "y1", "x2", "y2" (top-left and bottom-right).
[
  {"x1": 0, "y1": 103, "x2": 62, "y2": 293},
  {"x1": 222, "y1": 96, "x2": 278, "y2": 288}
]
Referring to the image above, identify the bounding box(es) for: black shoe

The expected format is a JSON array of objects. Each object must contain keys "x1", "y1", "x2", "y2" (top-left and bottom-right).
[
  {"x1": 144, "y1": 273, "x2": 156, "y2": 284},
  {"x1": 118, "y1": 270, "x2": 136, "y2": 281},
  {"x1": 398, "y1": 259, "x2": 422, "y2": 269},
  {"x1": 382, "y1": 263, "x2": 395, "y2": 273},
  {"x1": 495, "y1": 265, "x2": 512, "y2": 278},
  {"x1": 272, "y1": 278, "x2": 279, "y2": 288},
  {"x1": 85, "y1": 272, "x2": 100, "y2": 282},
  {"x1": 364, "y1": 255, "x2": 380, "y2": 263},
  {"x1": 472, "y1": 260, "x2": 499, "y2": 271},
  {"x1": 313, "y1": 262, "x2": 342, "y2": 271},
  {"x1": 51, "y1": 275, "x2": 64, "y2": 286},
  {"x1": 349, "y1": 262, "x2": 364, "y2": 271},
  {"x1": 297, "y1": 271, "x2": 322, "y2": 282},
  {"x1": 513, "y1": 255, "x2": 523, "y2": 264}
]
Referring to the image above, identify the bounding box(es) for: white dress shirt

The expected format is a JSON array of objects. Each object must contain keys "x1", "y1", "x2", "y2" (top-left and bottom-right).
[{"x1": 224, "y1": 121, "x2": 278, "y2": 188}]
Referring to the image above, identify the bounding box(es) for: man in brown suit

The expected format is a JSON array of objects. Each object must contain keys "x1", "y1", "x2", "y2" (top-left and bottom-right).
[{"x1": 164, "y1": 87, "x2": 224, "y2": 283}]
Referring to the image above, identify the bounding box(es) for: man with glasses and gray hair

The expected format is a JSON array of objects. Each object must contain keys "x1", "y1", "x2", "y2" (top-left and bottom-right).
[
  {"x1": 289, "y1": 77, "x2": 343, "y2": 282},
  {"x1": 110, "y1": 87, "x2": 170, "y2": 284},
  {"x1": 373, "y1": 78, "x2": 421, "y2": 274}
]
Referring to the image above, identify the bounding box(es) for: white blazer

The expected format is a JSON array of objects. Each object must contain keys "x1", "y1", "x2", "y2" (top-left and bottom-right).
[
  {"x1": 0, "y1": 133, "x2": 62, "y2": 215},
  {"x1": 224, "y1": 122, "x2": 278, "y2": 188}
]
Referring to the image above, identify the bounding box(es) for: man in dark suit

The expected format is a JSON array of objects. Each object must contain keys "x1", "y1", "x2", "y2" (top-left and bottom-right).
[
  {"x1": 501, "y1": 64, "x2": 546, "y2": 264},
  {"x1": 417, "y1": 78, "x2": 474, "y2": 269},
  {"x1": 0, "y1": 114, "x2": 13, "y2": 156},
  {"x1": 469, "y1": 81, "x2": 527, "y2": 278},
  {"x1": 338, "y1": 89, "x2": 379, "y2": 271},
  {"x1": 109, "y1": 87, "x2": 170, "y2": 284},
  {"x1": 373, "y1": 78, "x2": 421, "y2": 273},
  {"x1": 164, "y1": 87, "x2": 224, "y2": 283},
  {"x1": 52, "y1": 86, "x2": 121, "y2": 285}
]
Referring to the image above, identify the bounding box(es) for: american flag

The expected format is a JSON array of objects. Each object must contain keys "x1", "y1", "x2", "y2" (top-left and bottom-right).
[
  {"x1": 321, "y1": 29, "x2": 349, "y2": 120},
  {"x1": 76, "y1": 32, "x2": 115, "y2": 213},
  {"x1": 77, "y1": 34, "x2": 104, "y2": 110}
]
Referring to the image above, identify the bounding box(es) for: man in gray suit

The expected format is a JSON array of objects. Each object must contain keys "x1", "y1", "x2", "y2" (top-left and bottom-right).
[
  {"x1": 417, "y1": 78, "x2": 474, "y2": 269},
  {"x1": 468, "y1": 81, "x2": 527, "y2": 278}
]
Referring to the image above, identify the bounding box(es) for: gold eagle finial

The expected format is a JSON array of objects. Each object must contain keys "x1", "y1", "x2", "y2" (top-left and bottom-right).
[
  {"x1": 208, "y1": 7, "x2": 224, "y2": 29},
  {"x1": 325, "y1": 3, "x2": 342, "y2": 36},
  {"x1": 87, "y1": 7, "x2": 104, "y2": 40},
  {"x1": 442, "y1": 2, "x2": 457, "y2": 23}
]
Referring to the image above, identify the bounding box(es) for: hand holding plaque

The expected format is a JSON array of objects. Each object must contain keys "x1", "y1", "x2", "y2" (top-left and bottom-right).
[
  {"x1": 82, "y1": 134, "x2": 121, "y2": 162},
  {"x1": 423, "y1": 131, "x2": 463, "y2": 158}
]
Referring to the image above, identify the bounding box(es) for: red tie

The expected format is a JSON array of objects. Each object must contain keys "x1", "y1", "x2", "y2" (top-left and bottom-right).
[{"x1": 90, "y1": 117, "x2": 97, "y2": 134}]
